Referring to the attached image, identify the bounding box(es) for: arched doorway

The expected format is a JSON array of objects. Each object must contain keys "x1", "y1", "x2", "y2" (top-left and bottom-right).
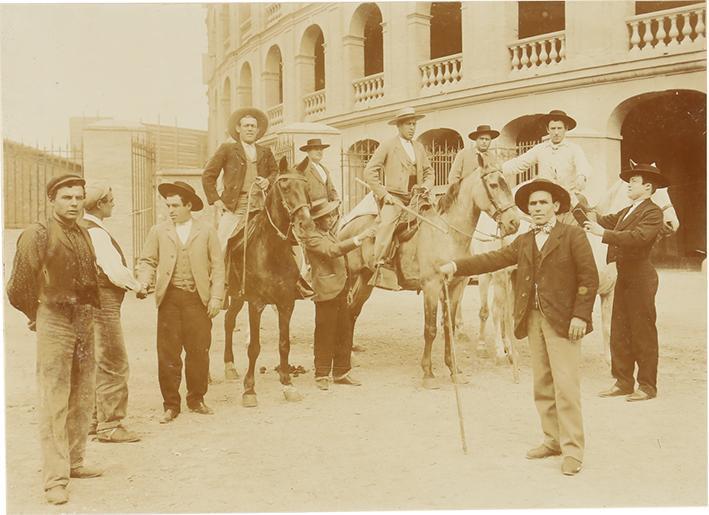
[
  {"x1": 343, "y1": 139, "x2": 380, "y2": 211},
  {"x1": 499, "y1": 114, "x2": 547, "y2": 184},
  {"x1": 610, "y1": 89, "x2": 706, "y2": 265},
  {"x1": 348, "y1": 3, "x2": 384, "y2": 105},
  {"x1": 299, "y1": 25, "x2": 326, "y2": 119},
  {"x1": 430, "y1": 2, "x2": 462, "y2": 59},
  {"x1": 237, "y1": 62, "x2": 253, "y2": 107},
  {"x1": 417, "y1": 128, "x2": 463, "y2": 188},
  {"x1": 264, "y1": 45, "x2": 284, "y2": 108}
]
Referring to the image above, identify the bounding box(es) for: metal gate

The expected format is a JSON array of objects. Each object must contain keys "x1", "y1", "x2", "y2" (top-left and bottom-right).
[
  {"x1": 270, "y1": 134, "x2": 295, "y2": 166},
  {"x1": 131, "y1": 136, "x2": 156, "y2": 265},
  {"x1": 426, "y1": 140, "x2": 461, "y2": 193},
  {"x1": 496, "y1": 139, "x2": 541, "y2": 187},
  {"x1": 340, "y1": 139, "x2": 380, "y2": 212}
]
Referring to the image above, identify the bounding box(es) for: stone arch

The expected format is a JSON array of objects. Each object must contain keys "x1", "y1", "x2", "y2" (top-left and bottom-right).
[
  {"x1": 299, "y1": 24, "x2": 326, "y2": 93},
  {"x1": 429, "y1": 2, "x2": 462, "y2": 59},
  {"x1": 237, "y1": 62, "x2": 253, "y2": 107},
  {"x1": 349, "y1": 3, "x2": 384, "y2": 77},
  {"x1": 264, "y1": 45, "x2": 284, "y2": 107},
  {"x1": 417, "y1": 128, "x2": 463, "y2": 187}
]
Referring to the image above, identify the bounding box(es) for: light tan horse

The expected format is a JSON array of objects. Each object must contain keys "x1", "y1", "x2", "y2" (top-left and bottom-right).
[{"x1": 339, "y1": 155, "x2": 520, "y2": 389}]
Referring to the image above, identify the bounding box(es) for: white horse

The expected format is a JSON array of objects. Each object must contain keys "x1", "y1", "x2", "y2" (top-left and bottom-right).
[{"x1": 470, "y1": 178, "x2": 679, "y2": 379}]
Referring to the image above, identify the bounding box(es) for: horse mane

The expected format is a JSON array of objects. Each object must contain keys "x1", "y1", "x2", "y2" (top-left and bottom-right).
[{"x1": 437, "y1": 179, "x2": 463, "y2": 214}]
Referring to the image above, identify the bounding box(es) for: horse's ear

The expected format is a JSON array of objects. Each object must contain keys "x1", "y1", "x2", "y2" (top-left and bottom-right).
[
  {"x1": 278, "y1": 156, "x2": 289, "y2": 173},
  {"x1": 629, "y1": 158, "x2": 637, "y2": 169},
  {"x1": 296, "y1": 156, "x2": 309, "y2": 173}
]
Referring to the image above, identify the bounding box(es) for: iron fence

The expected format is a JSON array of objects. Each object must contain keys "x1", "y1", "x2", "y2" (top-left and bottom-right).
[{"x1": 131, "y1": 136, "x2": 156, "y2": 266}]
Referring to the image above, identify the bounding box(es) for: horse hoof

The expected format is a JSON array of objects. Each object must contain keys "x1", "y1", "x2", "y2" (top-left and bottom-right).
[
  {"x1": 495, "y1": 354, "x2": 508, "y2": 366},
  {"x1": 242, "y1": 393, "x2": 258, "y2": 408},
  {"x1": 451, "y1": 374, "x2": 469, "y2": 385},
  {"x1": 422, "y1": 377, "x2": 440, "y2": 390},
  {"x1": 225, "y1": 363, "x2": 239, "y2": 382},
  {"x1": 282, "y1": 385, "x2": 303, "y2": 402}
]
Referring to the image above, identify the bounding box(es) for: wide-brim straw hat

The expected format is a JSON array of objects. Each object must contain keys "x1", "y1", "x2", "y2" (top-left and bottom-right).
[
  {"x1": 620, "y1": 162, "x2": 669, "y2": 189},
  {"x1": 541, "y1": 110, "x2": 577, "y2": 131},
  {"x1": 227, "y1": 107, "x2": 269, "y2": 142},
  {"x1": 158, "y1": 181, "x2": 204, "y2": 211},
  {"x1": 388, "y1": 107, "x2": 425, "y2": 126},
  {"x1": 468, "y1": 124, "x2": 500, "y2": 141},
  {"x1": 311, "y1": 198, "x2": 340, "y2": 220},
  {"x1": 514, "y1": 177, "x2": 571, "y2": 215},
  {"x1": 299, "y1": 138, "x2": 330, "y2": 151}
]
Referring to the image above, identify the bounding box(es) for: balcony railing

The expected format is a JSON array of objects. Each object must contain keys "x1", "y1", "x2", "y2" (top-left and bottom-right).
[
  {"x1": 240, "y1": 18, "x2": 252, "y2": 44},
  {"x1": 419, "y1": 53, "x2": 463, "y2": 90},
  {"x1": 267, "y1": 104, "x2": 283, "y2": 126},
  {"x1": 353, "y1": 73, "x2": 384, "y2": 105},
  {"x1": 304, "y1": 90, "x2": 326, "y2": 119},
  {"x1": 266, "y1": 3, "x2": 282, "y2": 25},
  {"x1": 627, "y1": 3, "x2": 706, "y2": 54},
  {"x1": 509, "y1": 30, "x2": 566, "y2": 72}
]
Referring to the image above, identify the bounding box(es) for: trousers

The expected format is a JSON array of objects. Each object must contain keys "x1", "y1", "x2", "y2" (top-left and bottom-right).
[
  {"x1": 36, "y1": 303, "x2": 95, "y2": 490},
  {"x1": 157, "y1": 286, "x2": 212, "y2": 412},
  {"x1": 92, "y1": 287, "x2": 130, "y2": 431},
  {"x1": 373, "y1": 202, "x2": 403, "y2": 263},
  {"x1": 313, "y1": 287, "x2": 354, "y2": 378},
  {"x1": 527, "y1": 309, "x2": 584, "y2": 461},
  {"x1": 610, "y1": 263, "x2": 659, "y2": 395}
]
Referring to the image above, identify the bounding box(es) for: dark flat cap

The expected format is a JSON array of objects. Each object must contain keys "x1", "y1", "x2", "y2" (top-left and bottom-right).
[{"x1": 46, "y1": 174, "x2": 85, "y2": 197}]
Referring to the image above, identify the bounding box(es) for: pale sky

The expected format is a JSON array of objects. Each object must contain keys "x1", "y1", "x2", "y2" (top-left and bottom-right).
[{"x1": 1, "y1": 3, "x2": 207, "y2": 148}]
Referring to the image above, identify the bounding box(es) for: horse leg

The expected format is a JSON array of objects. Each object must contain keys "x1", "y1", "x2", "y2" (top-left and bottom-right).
[
  {"x1": 348, "y1": 271, "x2": 374, "y2": 352},
  {"x1": 421, "y1": 281, "x2": 441, "y2": 390},
  {"x1": 477, "y1": 273, "x2": 491, "y2": 356},
  {"x1": 445, "y1": 280, "x2": 469, "y2": 384},
  {"x1": 490, "y1": 272, "x2": 508, "y2": 365},
  {"x1": 276, "y1": 300, "x2": 302, "y2": 402},
  {"x1": 242, "y1": 301, "x2": 265, "y2": 408},
  {"x1": 223, "y1": 296, "x2": 242, "y2": 381}
]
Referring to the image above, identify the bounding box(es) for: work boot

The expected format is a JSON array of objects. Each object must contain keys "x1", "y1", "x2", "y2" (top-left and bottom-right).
[{"x1": 45, "y1": 486, "x2": 68, "y2": 505}]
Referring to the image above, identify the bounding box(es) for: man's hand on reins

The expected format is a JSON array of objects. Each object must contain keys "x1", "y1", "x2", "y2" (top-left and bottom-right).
[{"x1": 255, "y1": 177, "x2": 269, "y2": 190}]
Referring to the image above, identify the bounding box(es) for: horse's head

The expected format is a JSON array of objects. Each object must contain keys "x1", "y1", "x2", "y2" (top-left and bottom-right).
[
  {"x1": 471, "y1": 154, "x2": 520, "y2": 236},
  {"x1": 269, "y1": 156, "x2": 312, "y2": 227}
]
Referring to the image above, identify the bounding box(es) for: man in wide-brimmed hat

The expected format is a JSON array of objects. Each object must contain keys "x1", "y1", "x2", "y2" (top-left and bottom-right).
[
  {"x1": 448, "y1": 124, "x2": 501, "y2": 184},
  {"x1": 439, "y1": 177, "x2": 599, "y2": 477},
  {"x1": 299, "y1": 138, "x2": 339, "y2": 205},
  {"x1": 136, "y1": 181, "x2": 224, "y2": 424},
  {"x1": 7, "y1": 174, "x2": 103, "y2": 504},
  {"x1": 81, "y1": 184, "x2": 142, "y2": 444},
  {"x1": 301, "y1": 198, "x2": 376, "y2": 389},
  {"x1": 502, "y1": 110, "x2": 598, "y2": 215},
  {"x1": 364, "y1": 106, "x2": 434, "y2": 288},
  {"x1": 202, "y1": 107, "x2": 278, "y2": 251},
  {"x1": 585, "y1": 162, "x2": 669, "y2": 402}
]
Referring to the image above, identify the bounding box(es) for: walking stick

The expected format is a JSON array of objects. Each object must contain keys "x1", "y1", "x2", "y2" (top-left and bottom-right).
[{"x1": 441, "y1": 279, "x2": 468, "y2": 455}]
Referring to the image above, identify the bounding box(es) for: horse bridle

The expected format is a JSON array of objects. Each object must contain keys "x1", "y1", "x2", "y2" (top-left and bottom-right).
[
  {"x1": 479, "y1": 166, "x2": 516, "y2": 224},
  {"x1": 262, "y1": 173, "x2": 309, "y2": 240}
]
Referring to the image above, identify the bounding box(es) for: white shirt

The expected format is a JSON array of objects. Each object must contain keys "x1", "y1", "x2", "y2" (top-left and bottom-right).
[
  {"x1": 241, "y1": 141, "x2": 257, "y2": 161},
  {"x1": 534, "y1": 217, "x2": 557, "y2": 251},
  {"x1": 311, "y1": 161, "x2": 328, "y2": 183},
  {"x1": 175, "y1": 218, "x2": 193, "y2": 245},
  {"x1": 83, "y1": 213, "x2": 141, "y2": 291},
  {"x1": 503, "y1": 139, "x2": 596, "y2": 205},
  {"x1": 399, "y1": 137, "x2": 416, "y2": 163}
]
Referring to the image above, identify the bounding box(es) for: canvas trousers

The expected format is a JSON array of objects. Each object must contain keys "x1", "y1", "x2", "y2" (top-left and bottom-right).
[
  {"x1": 36, "y1": 303, "x2": 95, "y2": 490},
  {"x1": 527, "y1": 309, "x2": 584, "y2": 462},
  {"x1": 92, "y1": 287, "x2": 130, "y2": 432}
]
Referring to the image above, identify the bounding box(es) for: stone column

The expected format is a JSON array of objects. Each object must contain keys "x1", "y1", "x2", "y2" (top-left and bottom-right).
[
  {"x1": 406, "y1": 10, "x2": 431, "y2": 98},
  {"x1": 464, "y1": 1, "x2": 517, "y2": 85},
  {"x1": 342, "y1": 34, "x2": 365, "y2": 110},
  {"x1": 294, "y1": 53, "x2": 316, "y2": 120},
  {"x1": 565, "y1": 1, "x2": 633, "y2": 67}
]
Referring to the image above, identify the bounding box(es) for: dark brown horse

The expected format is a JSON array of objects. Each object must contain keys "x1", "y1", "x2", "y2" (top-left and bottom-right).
[
  {"x1": 223, "y1": 158, "x2": 312, "y2": 407},
  {"x1": 338, "y1": 156, "x2": 520, "y2": 388}
]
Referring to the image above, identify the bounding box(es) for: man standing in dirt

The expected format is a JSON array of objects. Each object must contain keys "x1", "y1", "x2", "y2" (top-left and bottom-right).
[
  {"x1": 7, "y1": 174, "x2": 104, "y2": 505},
  {"x1": 438, "y1": 178, "x2": 599, "y2": 476},
  {"x1": 82, "y1": 184, "x2": 142, "y2": 443}
]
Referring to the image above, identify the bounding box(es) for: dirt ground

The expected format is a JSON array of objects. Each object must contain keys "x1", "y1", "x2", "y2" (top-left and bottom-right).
[{"x1": 3, "y1": 229, "x2": 707, "y2": 513}]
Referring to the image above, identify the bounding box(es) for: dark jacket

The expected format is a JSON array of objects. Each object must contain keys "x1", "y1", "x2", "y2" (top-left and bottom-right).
[
  {"x1": 304, "y1": 160, "x2": 339, "y2": 204},
  {"x1": 453, "y1": 222, "x2": 599, "y2": 339},
  {"x1": 7, "y1": 217, "x2": 100, "y2": 323},
  {"x1": 202, "y1": 141, "x2": 278, "y2": 212},
  {"x1": 597, "y1": 198, "x2": 663, "y2": 265},
  {"x1": 302, "y1": 228, "x2": 359, "y2": 302}
]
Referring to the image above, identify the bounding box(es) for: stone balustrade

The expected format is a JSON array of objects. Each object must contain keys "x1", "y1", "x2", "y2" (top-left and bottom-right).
[
  {"x1": 304, "y1": 90, "x2": 326, "y2": 119},
  {"x1": 509, "y1": 31, "x2": 566, "y2": 72},
  {"x1": 353, "y1": 73, "x2": 385, "y2": 104},
  {"x1": 266, "y1": 3, "x2": 282, "y2": 25},
  {"x1": 628, "y1": 3, "x2": 706, "y2": 54},
  {"x1": 267, "y1": 104, "x2": 283, "y2": 126},
  {"x1": 419, "y1": 53, "x2": 463, "y2": 89}
]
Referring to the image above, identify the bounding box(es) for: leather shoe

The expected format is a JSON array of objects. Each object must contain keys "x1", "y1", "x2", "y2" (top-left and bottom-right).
[
  {"x1": 97, "y1": 425, "x2": 141, "y2": 443},
  {"x1": 526, "y1": 444, "x2": 561, "y2": 460},
  {"x1": 561, "y1": 456, "x2": 582, "y2": 476},
  {"x1": 188, "y1": 402, "x2": 214, "y2": 415},
  {"x1": 627, "y1": 390, "x2": 655, "y2": 402},
  {"x1": 598, "y1": 385, "x2": 633, "y2": 398},
  {"x1": 70, "y1": 465, "x2": 103, "y2": 478},
  {"x1": 333, "y1": 373, "x2": 362, "y2": 386},
  {"x1": 315, "y1": 377, "x2": 330, "y2": 390},
  {"x1": 159, "y1": 408, "x2": 179, "y2": 424},
  {"x1": 45, "y1": 485, "x2": 68, "y2": 505}
]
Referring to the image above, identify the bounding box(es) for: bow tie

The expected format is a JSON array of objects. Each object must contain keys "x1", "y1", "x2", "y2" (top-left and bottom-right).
[{"x1": 532, "y1": 223, "x2": 553, "y2": 235}]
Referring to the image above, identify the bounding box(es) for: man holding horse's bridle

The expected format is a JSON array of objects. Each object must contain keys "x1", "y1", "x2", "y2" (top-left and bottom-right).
[
  {"x1": 503, "y1": 110, "x2": 597, "y2": 217},
  {"x1": 364, "y1": 107, "x2": 434, "y2": 289},
  {"x1": 202, "y1": 107, "x2": 278, "y2": 252}
]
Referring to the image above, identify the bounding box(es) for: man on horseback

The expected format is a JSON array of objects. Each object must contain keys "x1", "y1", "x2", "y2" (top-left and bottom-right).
[
  {"x1": 438, "y1": 178, "x2": 599, "y2": 476},
  {"x1": 202, "y1": 107, "x2": 278, "y2": 252},
  {"x1": 448, "y1": 124, "x2": 501, "y2": 184},
  {"x1": 502, "y1": 110, "x2": 597, "y2": 219},
  {"x1": 364, "y1": 106, "x2": 434, "y2": 289}
]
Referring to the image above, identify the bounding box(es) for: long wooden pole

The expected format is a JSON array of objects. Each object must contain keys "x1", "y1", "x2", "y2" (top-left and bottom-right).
[{"x1": 442, "y1": 280, "x2": 468, "y2": 454}]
